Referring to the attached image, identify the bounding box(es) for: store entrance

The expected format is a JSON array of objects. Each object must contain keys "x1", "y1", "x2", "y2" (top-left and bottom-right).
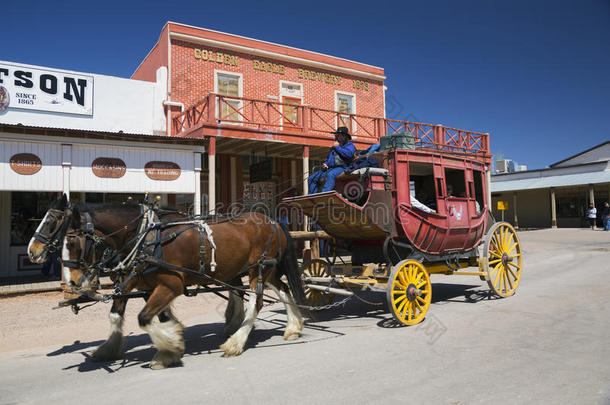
[{"x1": 0, "y1": 192, "x2": 60, "y2": 279}]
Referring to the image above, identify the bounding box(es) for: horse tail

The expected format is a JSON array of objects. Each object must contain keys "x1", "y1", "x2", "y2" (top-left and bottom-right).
[{"x1": 277, "y1": 223, "x2": 308, "y2": 310}]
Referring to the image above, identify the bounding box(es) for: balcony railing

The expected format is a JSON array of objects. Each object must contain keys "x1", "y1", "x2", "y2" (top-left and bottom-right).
[{"x1": 172, "y1": 93, "x2": 490, "y2": 158}]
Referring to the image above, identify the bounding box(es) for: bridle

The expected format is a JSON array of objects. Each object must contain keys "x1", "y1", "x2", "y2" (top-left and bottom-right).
[
  {"x1": 32, "y1": 207, "x2": 74, "y2": 255},
  {"x1": 63, "y1": 212, "x2": 112, "y2": 275}
]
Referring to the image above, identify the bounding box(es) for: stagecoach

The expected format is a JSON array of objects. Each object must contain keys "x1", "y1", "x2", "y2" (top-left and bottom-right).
[{"x1": 284, "y1": 126, "x2": 523, "y2": 326}]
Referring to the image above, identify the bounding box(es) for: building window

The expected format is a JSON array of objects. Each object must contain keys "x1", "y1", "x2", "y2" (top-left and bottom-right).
[
  {"x1": 215, "y1": 71, "x2": 242, "y2": 122},
  {"x1": 280, "y1": 81, "x2": 303, "y2": 127},
  {"x1": 335, "y1": 91, "x2": 355, "y2": 131}
]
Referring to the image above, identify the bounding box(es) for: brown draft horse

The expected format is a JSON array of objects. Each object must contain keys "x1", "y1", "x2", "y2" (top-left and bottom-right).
[{"x1": 28, "y1": 194, "x2": 306, "y2": 369}]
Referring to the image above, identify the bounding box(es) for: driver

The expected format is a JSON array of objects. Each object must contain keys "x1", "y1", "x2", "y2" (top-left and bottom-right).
[{"x1": 308, "y1": 126, "x2": 356, "y2": 194}]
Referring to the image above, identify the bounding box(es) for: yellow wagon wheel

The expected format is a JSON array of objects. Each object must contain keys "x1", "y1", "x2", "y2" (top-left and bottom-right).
[
  {"x1": 483, "y1": 222, "x2": 523, "y2": 297},
  {"x1": 386, "y1": 260, "x2": 431, "y2": 326},
  {"x1": 302, "y1": 259, "x2": 335, "y2": 308}
]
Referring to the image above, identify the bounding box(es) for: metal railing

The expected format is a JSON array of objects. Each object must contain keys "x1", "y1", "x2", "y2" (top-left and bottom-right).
[{"x1": 172, "y1": 93, "x2": 490, "y2": 157}]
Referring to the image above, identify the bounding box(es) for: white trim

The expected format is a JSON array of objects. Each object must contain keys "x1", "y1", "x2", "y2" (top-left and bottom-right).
[
  {"x1": 0, "y1": 132, "x2": 205, "y2": 153},
  {"x1": 382, "y1": 85, "x2": 387, "y2": 119},
  {"x1": 279, "y1": 80, "x2": 303, "y2": 98},
  {"x1": 163, "y1": 100, "x2": 184, "y2": 111},
  {"x1": 214, "y1": 70, "x2": 243, "y2": 124},
  {"x1": 334, "y1": 90, "x2": 357, "y2": 133},
  {"x1": 169, "y1": 31, "x2": 386, "y2": 82}
]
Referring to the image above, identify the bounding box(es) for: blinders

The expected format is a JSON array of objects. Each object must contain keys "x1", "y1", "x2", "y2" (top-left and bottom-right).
[
  {"x1": 33, "y1": 207, "x2": 73, "y2": 253},
  {"x1": 64, "y1": 212, "x2": 104, "y2": 271}
]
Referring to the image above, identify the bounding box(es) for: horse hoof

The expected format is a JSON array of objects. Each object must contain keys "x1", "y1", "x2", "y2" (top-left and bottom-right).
[
  {"x1": 283, "y1": 330, "x2": 300, "y2": 341},
  {"x1": 220, "y1": 340, "x2": 244, "y2": 357},
  {"x1": 150, "y1": 350, "x2": 182, "y2": 370},
  {"x1": 91, "y1": 343, "x2": 123, "y2": 362}
]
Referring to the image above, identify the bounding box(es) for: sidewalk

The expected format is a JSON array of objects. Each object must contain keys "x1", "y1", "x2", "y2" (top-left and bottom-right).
[{"x1": 0, "y1": 276, "x2": 112, "y2": 297}]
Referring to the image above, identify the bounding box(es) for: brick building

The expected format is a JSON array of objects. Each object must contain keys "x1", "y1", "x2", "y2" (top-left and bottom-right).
[{"x1": 133, "y1": 22, "x2": 387, "y2": 216}]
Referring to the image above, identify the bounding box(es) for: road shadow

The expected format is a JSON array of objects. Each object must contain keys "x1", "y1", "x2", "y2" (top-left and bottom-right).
[{"x1": 47, "y1": 314, "x2": 318, "y2": 373}]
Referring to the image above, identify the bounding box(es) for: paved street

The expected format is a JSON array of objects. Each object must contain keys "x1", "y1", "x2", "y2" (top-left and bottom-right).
[{"x1": 0, "y1": 229, "x2": 609, "y2": 404}]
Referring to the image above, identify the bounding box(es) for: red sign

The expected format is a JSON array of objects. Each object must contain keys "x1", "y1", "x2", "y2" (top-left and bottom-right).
[
  {"x1": 9, "y1": 153, "x2": 42, "y2": 175},
  {"x1": 145, "y1": 161, "x2": 181, "y2": 181},
  {"x1": 91, "y1": 157, "x2": 127, "y2": 178}
]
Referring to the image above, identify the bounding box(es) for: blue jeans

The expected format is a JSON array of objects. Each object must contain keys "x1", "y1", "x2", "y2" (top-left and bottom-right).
[{"x1": 308, "y1": 167, "x2": 344, "y2": 194}]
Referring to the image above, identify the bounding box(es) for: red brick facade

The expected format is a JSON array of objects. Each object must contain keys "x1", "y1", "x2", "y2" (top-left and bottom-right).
[
  {"x1": 133, "y1": 22, "x2": 386, "y2": 129},
  {"x1": 132, "y1": 22, "x2": 387, "y2": 215},
  {"x1": 169, "y1": 39, "x2": 385, "y2": 118}
]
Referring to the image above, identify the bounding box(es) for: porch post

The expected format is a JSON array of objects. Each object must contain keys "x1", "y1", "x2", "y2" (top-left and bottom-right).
[
  {"x1": 194, "y1": 152, "x2": 202, "y2": 216},
  {"x1": 589, "y1": 184, "x2": 596, "y2": 229},
  {"x1": 303, "y1": 146, "x2": 309, "y2": 196},
  {"x1": 61, "y1": 144, "x2": 71, "y2": 201},
  {"x1": 208, "y1": 137, "x2": 216, "y2": 215},
  {"x1": 550, "y1": 187, "x2": 557, "y2": 228},
  {"x1": 303, "y1": 145, "x2": 310, "y2": 250},
  {"x1": 513, "y1": 191, "x2": 519, "y2": 229}
]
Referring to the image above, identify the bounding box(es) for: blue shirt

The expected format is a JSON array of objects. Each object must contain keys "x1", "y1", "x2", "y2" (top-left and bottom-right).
[{"x1": 324, "y1": 141, "x2": 356, "y2": 168}]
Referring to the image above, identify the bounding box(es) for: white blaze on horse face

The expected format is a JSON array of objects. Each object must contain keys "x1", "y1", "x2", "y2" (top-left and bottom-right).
[{"x1": 27, "y1": 211, "x2": 51, "y2": 262}]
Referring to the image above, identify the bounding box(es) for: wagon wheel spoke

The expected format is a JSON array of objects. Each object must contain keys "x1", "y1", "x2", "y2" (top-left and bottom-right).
[
  {"x1": 485, "y1": 222, "x2": 522, "y2": 297},
  {"x1": 506, "y1": 266, "x2": 519, "y2": 282},
  {"x1": 302, "y1": 259, "x2": 334, "y2": 308},
  {"x1": 504, "y1": 271, "x2": 513, "y2": 291},
  {"x1": 507, "y1": 261, "x2": 521, "y2": 270},
  {"x1": 387, "y1": 260, "x2": 431, "y2": 326}
]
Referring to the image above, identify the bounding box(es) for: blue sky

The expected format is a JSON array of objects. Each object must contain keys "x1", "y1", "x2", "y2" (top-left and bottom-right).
[{"x1": 4, "y1": 0, "x2": 609, "y2": 169}]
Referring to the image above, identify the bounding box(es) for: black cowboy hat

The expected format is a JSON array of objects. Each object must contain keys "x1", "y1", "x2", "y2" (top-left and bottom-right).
[{"x1": 333, "y1": 126, "x2": 352, "y2": 140}]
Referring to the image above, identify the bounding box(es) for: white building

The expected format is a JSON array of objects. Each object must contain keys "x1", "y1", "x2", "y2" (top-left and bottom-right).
[
  {"x1": 0, "y1": 61, "x2": 204, "y2": 278},
  {"x1": 490, "y1": 142, "x2": 610, "y2": 228}
]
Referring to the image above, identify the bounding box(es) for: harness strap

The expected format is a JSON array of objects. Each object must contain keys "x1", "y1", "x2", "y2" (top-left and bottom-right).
[
  {"x1": 197, "y1": 222, "x2": 206, "y2": 274},
  {"x1": 202, "y1": 222, "x2": 217, "y2": 273}
]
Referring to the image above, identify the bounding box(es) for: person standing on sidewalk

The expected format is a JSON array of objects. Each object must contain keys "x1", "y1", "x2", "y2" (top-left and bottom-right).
[{"x1": 586, "y1": 203, "x2": 597, "y2": 230}]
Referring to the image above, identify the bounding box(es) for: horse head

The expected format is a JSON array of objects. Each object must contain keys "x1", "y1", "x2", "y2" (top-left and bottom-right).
[
  {"x1": 63, "y1": 204, "x2": 103, "y2": 291},
  {"x1": 27, "y1": 193, "x2": 72, "y2": 264}
]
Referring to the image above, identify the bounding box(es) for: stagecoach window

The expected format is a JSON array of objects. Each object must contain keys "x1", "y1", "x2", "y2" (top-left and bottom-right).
[
  {"x1": 408, "y1": 162, "x2": 437, "y2": 209},
  {"x1": 10, "y1": 192, "x2": 58, "y2": 246},
  {"x1": 444, "y1": 168, "x2": 466, "y2": 197}
]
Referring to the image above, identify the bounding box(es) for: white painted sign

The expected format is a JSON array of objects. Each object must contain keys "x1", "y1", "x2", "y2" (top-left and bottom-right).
[{"x1": 0, "y1": 62, "x2": 93, "y2": 115}]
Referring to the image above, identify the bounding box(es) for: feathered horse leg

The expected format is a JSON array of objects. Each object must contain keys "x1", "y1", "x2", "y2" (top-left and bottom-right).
[
  {"x1": 138, "y1": 283, "x2": 184, "y2": 370},
  {"x1": 91, "y1": 298, "x2": 127, "y2": 361}
]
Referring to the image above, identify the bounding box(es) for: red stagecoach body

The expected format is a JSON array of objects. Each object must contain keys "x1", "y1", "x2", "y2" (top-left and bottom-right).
[{"x1": 285, "y1": 130, "x2": 491, "y2": 256}]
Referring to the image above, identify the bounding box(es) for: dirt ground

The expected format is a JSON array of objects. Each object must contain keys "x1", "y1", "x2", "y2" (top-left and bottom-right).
[{"x1": 0, "y1": 290, "x2": 228, "y2": 353}]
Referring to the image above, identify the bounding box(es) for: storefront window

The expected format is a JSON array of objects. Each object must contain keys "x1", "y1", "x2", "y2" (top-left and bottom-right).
[
  {"x1": 11, "y1": 192, "x2": 58, "y2": 246},
  {"x1": 336, "y1": 92, "x2": 354, "y2": 130},
  {"x1": 556, "y1": 196, "x2": 586, "y2": 218},
  {"x1": 216, "y1": 73, "x2": 241, "y2": 121}
]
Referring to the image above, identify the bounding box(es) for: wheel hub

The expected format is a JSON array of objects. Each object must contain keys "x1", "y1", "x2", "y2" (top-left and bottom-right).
[
  {"x1": 501, "y1": 252, "x2": 509, "y2": 266},
  {"x1": 406, "y1": 283, "x2": 420, "y2": 301}
]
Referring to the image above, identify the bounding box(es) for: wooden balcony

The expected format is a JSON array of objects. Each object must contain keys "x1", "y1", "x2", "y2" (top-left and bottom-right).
[{"x1": 172, "y1": 93, "x2": 490, "y2": 161}]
